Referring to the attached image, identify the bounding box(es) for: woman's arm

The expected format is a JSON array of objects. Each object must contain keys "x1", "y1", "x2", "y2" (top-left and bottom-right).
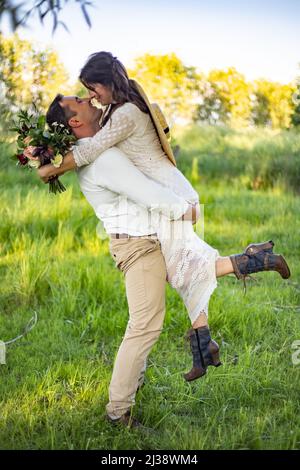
[
  {"x1": 38, "y1": 106, "x2": 136, "y2": 181},
  {"x1": 74, "y1": 108, "x2": 135, "y2": 167}
]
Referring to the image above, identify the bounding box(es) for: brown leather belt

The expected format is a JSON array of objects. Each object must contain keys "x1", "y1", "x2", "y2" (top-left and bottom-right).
[{"x1": 110, "y1": 233, "x2": 157, "y2": 239}]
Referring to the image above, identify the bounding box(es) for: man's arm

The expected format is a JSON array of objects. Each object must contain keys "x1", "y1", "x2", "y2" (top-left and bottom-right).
[
  {"x1": 37, "y1": 108, "x2": 135, "y2": 182},
  {"x1": 92, "y1": 147, "x2": 191, "y2": 221}
]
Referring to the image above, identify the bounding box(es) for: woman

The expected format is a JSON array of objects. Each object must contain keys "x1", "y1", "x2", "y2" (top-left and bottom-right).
[{"x1": 38, "y1": 51, "x2": 291, "y2": 381}]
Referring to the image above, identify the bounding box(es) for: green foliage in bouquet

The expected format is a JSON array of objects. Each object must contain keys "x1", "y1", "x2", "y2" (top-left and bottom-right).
[{"x1": 11, "y1": 109, "x2": 77, "y2": 194}]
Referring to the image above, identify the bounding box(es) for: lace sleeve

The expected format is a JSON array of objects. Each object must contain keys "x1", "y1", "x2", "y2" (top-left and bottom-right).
[{"x1": 73, "y1": 109, "x2": 136, "y2": 167}]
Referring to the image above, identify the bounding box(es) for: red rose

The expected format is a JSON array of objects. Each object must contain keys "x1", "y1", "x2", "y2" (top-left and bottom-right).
[{"x1": 17, "y1": 153, "x2": 28, "y2": 165}]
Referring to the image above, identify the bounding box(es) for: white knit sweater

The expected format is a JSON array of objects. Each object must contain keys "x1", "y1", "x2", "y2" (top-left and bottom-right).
[{"x1": 73, "y1": 102, "x2": 198, "y2": 204}]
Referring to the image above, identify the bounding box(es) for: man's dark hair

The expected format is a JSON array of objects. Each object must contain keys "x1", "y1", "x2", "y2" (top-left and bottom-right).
[{"x1": 46, "y1": 94, "x2": 76, "y2": 131}]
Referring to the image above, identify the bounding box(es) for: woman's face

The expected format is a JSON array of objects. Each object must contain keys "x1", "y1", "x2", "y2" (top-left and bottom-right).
[{"x1": 87, "y1": 83, "x2": 113, "y2": 106}]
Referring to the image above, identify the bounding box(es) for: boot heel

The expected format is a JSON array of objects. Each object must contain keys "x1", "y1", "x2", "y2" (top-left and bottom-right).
[
  {"x1": 277, "y1": 255, "x2": 291, "y2": 279},
  {"x1": 211, "y1": 351, "x2": 222, "y2": 367},
  {"x1": 211, "y1": 349, "x2": 222, "y2": 366},
  {"x1": 209, "y1": 341, "x2": 222, "y2": 367}
]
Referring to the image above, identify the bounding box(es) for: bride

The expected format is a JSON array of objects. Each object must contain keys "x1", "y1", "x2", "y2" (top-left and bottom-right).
[{"x1": 38, "y1": 51, "x2": 291, "y2": 382}]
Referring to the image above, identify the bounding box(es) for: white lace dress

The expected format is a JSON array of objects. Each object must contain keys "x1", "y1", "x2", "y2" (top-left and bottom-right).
[{"x1": 73, "y1": 103, "x2": 220, "y2": 323}]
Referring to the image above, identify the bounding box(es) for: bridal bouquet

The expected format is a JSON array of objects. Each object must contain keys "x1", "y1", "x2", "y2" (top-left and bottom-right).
[{"x1": 11, "y1": 109, "x2": 77, "y2": 194}]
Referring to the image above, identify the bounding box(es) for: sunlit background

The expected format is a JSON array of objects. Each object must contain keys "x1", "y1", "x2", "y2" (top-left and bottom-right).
[
  {"x1": 1, "y1": 0, "x2": 300, "y2": 129},
  {"x1": 1, "y1": 1, "x2": 300, "y2": 451},
  {"x1": 2, "y1": 0, "x2": 299, "y2": 84}
]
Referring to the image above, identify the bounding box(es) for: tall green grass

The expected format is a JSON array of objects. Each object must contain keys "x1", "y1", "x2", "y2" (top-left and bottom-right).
[
  {"x1": 0, "y1": 128, "x2": 299, "y2": 449},
  {"x1": 175, "y1": 125, "x2": 300, "y2": 192}
]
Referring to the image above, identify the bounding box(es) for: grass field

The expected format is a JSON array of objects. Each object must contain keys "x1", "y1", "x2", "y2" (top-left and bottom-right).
[{"x1": 0, "y1": 126, "x2": 299, "y2": 450}]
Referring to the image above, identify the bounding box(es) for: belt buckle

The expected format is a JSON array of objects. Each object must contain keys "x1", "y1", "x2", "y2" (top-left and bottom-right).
[{"x1": 116, "y1": 233, "x2": 129, "y2": 239}]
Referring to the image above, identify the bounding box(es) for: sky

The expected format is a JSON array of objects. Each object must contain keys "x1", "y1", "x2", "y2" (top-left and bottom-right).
[{"x1": 1, "y1": 0, "x2": 300, "y2": 85}]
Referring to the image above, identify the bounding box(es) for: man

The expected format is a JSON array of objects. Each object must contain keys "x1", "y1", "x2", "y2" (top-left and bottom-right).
[{"x1": 44, "y1": 95, "x2": 194, "y2": 428}]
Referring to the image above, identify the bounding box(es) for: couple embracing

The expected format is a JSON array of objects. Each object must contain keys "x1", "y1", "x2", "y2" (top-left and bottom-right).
[{"x1": 37, "y1": 51, "x2": 291, "y2": 428}]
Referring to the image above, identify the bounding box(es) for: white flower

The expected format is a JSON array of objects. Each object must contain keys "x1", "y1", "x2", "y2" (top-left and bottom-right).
[
  {"x1": 51, "y1": 153, "x2": 63, "y2": 168},
  {"x1": 28, "y1": 159, "x2": 41, "y2": 169}
]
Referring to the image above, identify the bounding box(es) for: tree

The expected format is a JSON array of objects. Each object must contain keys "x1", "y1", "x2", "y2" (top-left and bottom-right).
[
  {"x1": 250, "y1": 90, "x2": 271, "y2": 127},
  {"x1": 291, "y1": 70, "x2": 300, "y2": 127},
  {"x1": 0, "y1": 32, "x2": 70, "y2": 129},
  {"x1": 251, "y1": 79, "x2": 296, "y2": 129},
  {"x1": 194, "y1": 67, "x2": 252, "y2": 127},
  {"x1": 128, "y1": 53, "x2": 201, "y2": 125},
  {"x1": 193, "y1": 79, "x2": 228, "y2": 125},
  {"x1": 0, "y1": 0, "x2": 92, "y2": 33}
]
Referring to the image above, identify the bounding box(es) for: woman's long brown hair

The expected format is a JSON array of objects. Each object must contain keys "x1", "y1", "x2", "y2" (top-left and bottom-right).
[{"x1": 79, "y1": 51, "x2": 149, "y2": 126}]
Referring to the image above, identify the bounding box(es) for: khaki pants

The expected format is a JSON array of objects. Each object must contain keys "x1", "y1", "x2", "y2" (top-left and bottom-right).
[{"x1": 106, "y1": 237, "x2": 167, "y2": 419}]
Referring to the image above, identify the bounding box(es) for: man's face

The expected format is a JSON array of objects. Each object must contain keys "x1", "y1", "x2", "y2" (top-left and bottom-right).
[{"x1": 60, "y1": 96, "x2": 102, "y2": 128}]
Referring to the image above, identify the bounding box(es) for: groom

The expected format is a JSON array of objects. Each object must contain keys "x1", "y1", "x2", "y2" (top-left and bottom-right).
[{"x1": 43, "y1": 95, "x2": 194, "y2": 427}]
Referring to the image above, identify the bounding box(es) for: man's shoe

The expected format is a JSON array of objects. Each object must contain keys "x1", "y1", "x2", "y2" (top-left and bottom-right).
[
  {"x1": 106, "y1": 410, "x2": 142, "y2": 429},
  {"x1": 183, "y1": 326, "x2": 222, "y2": 382}
]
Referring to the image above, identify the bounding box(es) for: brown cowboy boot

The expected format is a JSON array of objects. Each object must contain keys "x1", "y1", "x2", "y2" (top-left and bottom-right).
[
  {"x1": 183, "y1": 326, "x2": 222, "y2": 382},
  {"x1": 230, "y1": 240, "x2": 290, "y2": 292}
]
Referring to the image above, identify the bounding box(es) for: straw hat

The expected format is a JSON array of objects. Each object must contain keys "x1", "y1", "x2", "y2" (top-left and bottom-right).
[{"x1": 132, "y1": 80, "x2": 177, "y2": 167}]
